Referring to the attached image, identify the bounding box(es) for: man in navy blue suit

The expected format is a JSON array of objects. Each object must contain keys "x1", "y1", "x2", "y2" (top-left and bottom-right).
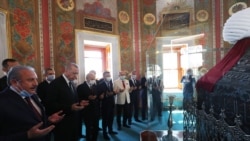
[
  {"x1": 98, "y1": 71, "x2": 118, "y2": 140},
  {"x1": 128, "y1": 70, "x2": 142, "y2": 124},
  {"x1": 0, "y1": 65, "x2": 64, "y2": 141}
]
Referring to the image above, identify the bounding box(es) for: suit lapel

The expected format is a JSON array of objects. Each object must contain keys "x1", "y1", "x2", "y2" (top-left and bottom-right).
[{"x1": 9, "y1": 89, "x2": 43, "y2": 122}]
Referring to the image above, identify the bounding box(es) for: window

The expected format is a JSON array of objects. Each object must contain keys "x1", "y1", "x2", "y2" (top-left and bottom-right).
[
  {"x1": 163, "y1": 52, "x2": 179, "y2": 88},
  {"x1": 84, "y1": 46, "x2": 107, "y2": 79}
]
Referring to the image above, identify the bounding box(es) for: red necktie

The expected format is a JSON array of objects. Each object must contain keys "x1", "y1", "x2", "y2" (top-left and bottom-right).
[
  {"x1": 122, "y1": 80, "x2": 126, "y2": 89},
  {"x1": 25, "y1": 97, "x2": 42, "y2": 121}
]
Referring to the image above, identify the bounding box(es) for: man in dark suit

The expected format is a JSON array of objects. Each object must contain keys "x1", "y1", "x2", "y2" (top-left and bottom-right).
[
  {"x1": 98, "y1": 71, "x2": 118, "y2": 140},
  {"x1": 36, "y1": 67, "x2": 55, "y2": 105},
  {"x1": 0, "y1": 58, "x2": 19, "y2": 92},
  {"x1": 45, "y1": 63, "x2": 89, "y2": 141},
  {"x1": 77, "y1": 72, "x2": 100, "y2": 141},
  {"x1": 150, "y1": 75, "x2": 164, "y2": 121},
  {"x1": 140, "y1": 72, "x2": 148, "y2": 121},
  {"x1": 0, "y1": 65, "x2": 64, "y2": 141},
  {"x1": 128, "y1": 70, "x2": 142, "y2": 124}
]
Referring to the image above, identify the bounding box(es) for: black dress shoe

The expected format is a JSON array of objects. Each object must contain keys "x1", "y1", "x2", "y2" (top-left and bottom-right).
[
  {"x1": 123, "y1": 124, "x2": 130, "y2": 128},
  {"x1": 118, "y1": 126, "x2": 122, "y2": 130},
  {"x1": 109, "y1": 131, "x2": 118, "y2": 135},
  {"x1": 135, "y1": 119, "x2": 142, "y2": 122},
  {"x1": 103, "y1": 134, "x2": 110, "y2": 140},
  {"x1": 79, "y1": 134, "x2": 86, "y2": 138}
]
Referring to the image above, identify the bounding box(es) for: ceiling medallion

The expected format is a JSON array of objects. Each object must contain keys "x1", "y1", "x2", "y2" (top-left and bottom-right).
[
  {"x1": 143, "y1": 13, "x2": 155, "y2": 25},
  {"x1": 119, "y1": 11, "x2": 130, "y2": 24},
  {"x1": 57, "y1": 0, "x2": 75, "y2": 12},
  {"x1": 229, "y1": 2, "x2": 247, "y2": 16},
  {"x1": 196, "y1": 10, "x2": 209, "y2": 22}
]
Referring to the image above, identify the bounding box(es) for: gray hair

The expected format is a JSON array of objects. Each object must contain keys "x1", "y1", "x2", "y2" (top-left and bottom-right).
[
  {"x1": 7, "y1": 66, "x2": 35, "y2": 86},
  {"x1": 86, "y1": 72, "x2": 95, "y2": 80},
  {"x1": 64, "y1": 62, "x2": 78, "y2": 71}
]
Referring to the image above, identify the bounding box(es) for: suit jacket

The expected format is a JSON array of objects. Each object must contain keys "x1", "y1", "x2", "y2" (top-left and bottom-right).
[
  {"x1": 36, "y1": 80, "x2": 49, "y2": 105},
  {"x1": 0, "y1": 75, "x2": 7, "y2": 92},
  {"x1": 113, "y1": 79, "x2": 130, "y2": 104},
  {"x1": 77, "y1": 82, "x2": 99, "y2": 116},
  {"x1": 45, "y1": 75, "x2": 79, "y2": 137},
  {"x1": 141, "y1": 77, "x2": 147, "y2": 90},
  {"x1": 0, "y1": 88, "x2": 48, "y2": 141},
  {"x1": 129, "y1": 79, "x2": 141, "y2": 91},
  {"x1": 98, "y1": 80, "x2": 115, "y2": 107}
]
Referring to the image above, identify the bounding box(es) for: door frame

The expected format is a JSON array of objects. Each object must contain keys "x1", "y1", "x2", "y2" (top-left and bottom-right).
[{"x1": 75, "y1": 29, "x2": 120, "y2": 83}]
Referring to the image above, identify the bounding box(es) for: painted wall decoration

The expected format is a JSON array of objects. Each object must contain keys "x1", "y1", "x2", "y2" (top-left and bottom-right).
[
  {"x1": 228, "y1": 2, "x2": 247, "y2": 16},
  {"x1": 76, "y1": 0, "x2": 116, "y2": 20},
  {"x1": 143, "y1": 13, "x2": 155, "y2": 25},
  {"x1": 141, "y1": 0, "x2": 157, "y2": 73},
  {"x1": 196, "y1": 10, "x2": 209, "y2": 22},
  {"x1": 117, "y1": 0, "x2": 133, "y2": 72},
  {"x1": 75, "y1": 0, "x2": 116, "y2": 33},
  {"x1": 194, "y1": 0, "x2": 213, "y2": 69},
  {"x1": 53, "y1": 0, "x2": 75, "y2": 74},
  {"x1": 119, "y1": 10, "x2": 129, "y2": 24},
  {"x1": 8, "y1": 0, "x2": 41, "y2": 74},
  {"x1": 56, "y1": 0, "x2": 75, "y2": 11}
]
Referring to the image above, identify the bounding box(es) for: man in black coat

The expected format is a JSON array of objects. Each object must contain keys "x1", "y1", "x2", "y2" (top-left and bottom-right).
[
  {"x1": 45, "y1": 63, "x2": 89, "y2": 141},
  {"x1": 0, "y1": 65, "x2": 63, "y2": 141},
  {"x1": 0, "y1": 58, "x2": 19, "y2": 92},
  {"x1": 98, "y1": 71, "x2": 118, "y2": 140},
  {"x1": 77, "y1": 72, "x2": 100, "y2": 141},
  {"x1": 36, "y1": 68, "x2": 55, "y2": 105},
  {"x1": 140, "y1": 72, "x2": 148, "y2": 121}
]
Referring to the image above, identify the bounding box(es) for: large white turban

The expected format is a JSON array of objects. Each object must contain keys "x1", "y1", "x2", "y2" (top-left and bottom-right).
[{"x1": 223, "y1": 8, "x2": 250, "y2": 44}]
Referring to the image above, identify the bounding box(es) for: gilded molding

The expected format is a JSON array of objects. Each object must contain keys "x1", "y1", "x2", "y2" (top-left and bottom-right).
[
  {"x1": 49, "y1": 0, "x2": 54, "y2": 68},
  {"x1": 38, "y1": 0, "x2": 44, "y2": 74}
]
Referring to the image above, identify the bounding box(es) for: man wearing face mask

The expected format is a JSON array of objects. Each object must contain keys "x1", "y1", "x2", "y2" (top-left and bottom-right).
[
  {"x1": 113, "y1": 71, "x2": 131, "y2": 130},
  {"x1": 77, "y1": 72, "x2": 100, "y2": 141},
  {"x1": 36, "y1": 68, "x2": 55, "y2": 105},
  {"x1": 181, "y1": 68, "x2": 196, "y2": 109},
  {"x1": 45, "y1": 63, "x2": 89, "y2": 141},
  {"x1": 128, "y1": 70, "x2": 142, "y2": 124},
  {"x1": 0, "y1": 65, "x2": 64, "y2": 141},
  {"x1": 150, "y1": 74, "x2": 164, "y2": 121},
  {"x1": 0, "y1": 58, "x2": 19, "y2": 92},
  {"x1": 98, "y1": 71, "x2": 118, "y2": 140}
]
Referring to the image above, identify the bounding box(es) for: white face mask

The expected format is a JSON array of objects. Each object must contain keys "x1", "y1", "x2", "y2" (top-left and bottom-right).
[
  {"x1": 89, "y1": 80, "x2": 96, "y2": 85},
  {"x1": 131, "y1": 75, "x2": 136, "y2": 79},
  {"x1": 120, "y1": 76, "x2": 125, "y2": 80},
  {"x1": 47, "y1": 74, "x2": 55, "y2": 82},
  {"x1": 105, "y1": 77, "x2": 112, "y2": 81}
]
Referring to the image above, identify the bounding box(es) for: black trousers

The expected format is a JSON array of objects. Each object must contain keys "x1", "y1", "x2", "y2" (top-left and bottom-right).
[
  {"x1": 151, "y1": 90, "x2": 162, "y2": 120},
  {"x1": 53, "y1": 116, "x2": 79, "y2": 141},
  {"x1": 128, "y1": 91, "x2": 140, "y2": 122},
  {"x1": 116, "y1": 102, "x2": 129, "y2": 127},
  {"x1": 141, "y1": 88, "x2": 148, "y2": 120},
  {"x1": 83, "y1": 114, "x2": 99, "y2": 141},
  {"x1": 102, "y1": 103, "x2": 115, "y2": 134}
]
